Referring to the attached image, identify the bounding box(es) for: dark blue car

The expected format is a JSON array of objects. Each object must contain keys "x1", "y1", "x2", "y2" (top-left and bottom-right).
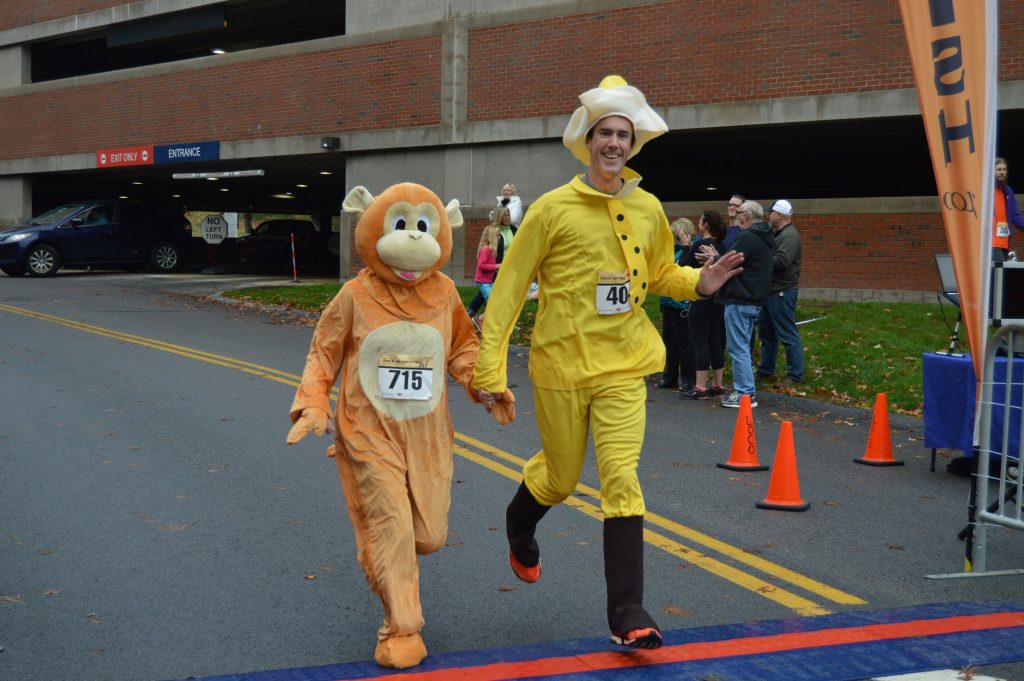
[{"x1": 0, "y1": 199, "x2": 193, "y2": 277}]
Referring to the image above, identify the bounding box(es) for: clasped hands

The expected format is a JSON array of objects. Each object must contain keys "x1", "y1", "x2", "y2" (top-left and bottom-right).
[{"x1": 470, "y1": 386, "x2": 516, "y2": 425}]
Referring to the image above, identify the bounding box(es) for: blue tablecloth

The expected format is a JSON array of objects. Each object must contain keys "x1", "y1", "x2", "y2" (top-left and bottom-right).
[{"x1": 922, "y1": 352, "x2": 1023, "y2": 459}]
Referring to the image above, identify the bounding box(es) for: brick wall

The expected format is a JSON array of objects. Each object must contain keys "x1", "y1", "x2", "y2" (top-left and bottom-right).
[
  {"x1": 1, "y1": 1, "x2": 124, "y2": 31},
  {"x1": 467, "y1": 0, "x2": 1024, "y2": 122},
  {"x1": 455, "y1": 210, "x2": 948, "y2": 293},
  {"x1": 462, "y1": 217, "x2": 489, "y2": 279},
  {"x1": 798, "y1": 212, "x2": 946, "y2": 291},
  {"x1": 0, "y1": 36, "x2": 442, "y2": 160}
]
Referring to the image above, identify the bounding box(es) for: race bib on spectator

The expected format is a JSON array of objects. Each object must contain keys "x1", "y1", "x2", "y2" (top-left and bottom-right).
[
  {"x1": 378, "y1": 354, "x2": 433, "y2": 400},
  {"x1": 596, "y1": 271, "x2": 631, "y2": 315},
  {"x1": 997, "y1": 221, "x2": 1010, "y2": 238}
]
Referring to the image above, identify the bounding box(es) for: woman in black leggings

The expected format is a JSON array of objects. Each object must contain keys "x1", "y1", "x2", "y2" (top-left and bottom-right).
[{"x1": 679, "y1": 211, "x2": 727, "y2": 400}]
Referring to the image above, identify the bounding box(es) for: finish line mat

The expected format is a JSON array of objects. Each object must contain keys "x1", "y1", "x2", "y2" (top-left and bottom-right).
[{"x1": 177, "y1": 600, "x2": 1024, "y2": 681}]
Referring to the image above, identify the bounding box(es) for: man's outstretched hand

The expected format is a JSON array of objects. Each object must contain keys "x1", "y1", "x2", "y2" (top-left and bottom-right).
[{"x1": 696, "y1": 250, "x2": 744, "y2": 297}]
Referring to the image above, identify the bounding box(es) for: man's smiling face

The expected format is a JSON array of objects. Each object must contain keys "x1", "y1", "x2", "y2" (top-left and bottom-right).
[{"x1": 586, "y1": 116, "x2": 634, "y2": 185}]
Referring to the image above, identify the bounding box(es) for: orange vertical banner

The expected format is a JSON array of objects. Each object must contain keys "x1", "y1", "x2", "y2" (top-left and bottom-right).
[{"x1": 898, "y1": 0, "x2": 997, "y2": 392}]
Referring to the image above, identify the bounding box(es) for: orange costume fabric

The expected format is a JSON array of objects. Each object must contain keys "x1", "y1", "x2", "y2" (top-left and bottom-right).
[{"x1": 287, "y1": 183, "x2": 512, "y2": 669}]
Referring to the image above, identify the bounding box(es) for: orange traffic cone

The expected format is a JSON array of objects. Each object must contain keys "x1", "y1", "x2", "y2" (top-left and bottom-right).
[
  {"x1": 756, "y1": 421, "x2": 810, "y2": 511},
  {"x1": 855, "y1": 393, "x2": 904, "y2": 466},
  {"x1": 718, "y1": 394, "x2": 769, "y2": 471}
]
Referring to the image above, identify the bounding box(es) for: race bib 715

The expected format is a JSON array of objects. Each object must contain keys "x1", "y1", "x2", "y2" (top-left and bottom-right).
[{"x1": 378, "y1": 354, "x2": 434, "y2": 400}]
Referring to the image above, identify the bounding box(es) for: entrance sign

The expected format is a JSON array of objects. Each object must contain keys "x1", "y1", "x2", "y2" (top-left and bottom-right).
[
  {"x1": 154, "y1": 141, "x2": 220, "y2": 165},
  {"x1": 200, "y1": 215, "x2": 229, "y2": 244}
]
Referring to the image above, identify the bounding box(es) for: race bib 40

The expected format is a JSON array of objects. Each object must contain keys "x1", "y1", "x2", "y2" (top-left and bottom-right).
[{"x1": 596, "y1": 271, "x2": 630, "y2": 315}]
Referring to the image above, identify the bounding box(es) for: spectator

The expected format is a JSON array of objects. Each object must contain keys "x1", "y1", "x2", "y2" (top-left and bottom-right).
[
  {"x1": 471, "y1": 75, "x2": 743, "y2": 650},
  {"x1": 470, "y1": 224, "x2": 501, "y2": 330},
  {"x1": 715, "y1": 200, "x2": 774, "y2": 408},
  {"x1": 494, "y1": 205, "x2": 516, "y2": 262},
  {"x1": 992, "y1": 158, "x2": 1024, "y2": 262},
  {"x1": 720, "y1": 194, "x2": 745, "y2": 354},
  {"x1": 757, "y1": 200, "x2": 804, "y2": 386},
  {"x1": 680, "y1": 210, "x2": 728, "y2": 400},
  {"x1": 723, "y1": 193, "x2": 744, "y2": 250},
  {"x1": 495, "y1": 183, "x2": 524, "y2": 228},
  {"x1": 467, "y1": 206, "x2": 515, "y2": 320},
  {"x1": 656, "y1": 218, "x2": 697, "y2": 390}
]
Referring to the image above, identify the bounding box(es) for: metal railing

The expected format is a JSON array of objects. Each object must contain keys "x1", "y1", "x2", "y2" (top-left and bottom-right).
[{"x1": 970, "y1": 324, "x2": 1024, "y2": 574}]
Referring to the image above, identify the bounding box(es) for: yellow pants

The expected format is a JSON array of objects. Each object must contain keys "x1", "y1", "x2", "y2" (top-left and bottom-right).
[{"x1": 524, "y1": 376, "x2": 647, "y2": 518}]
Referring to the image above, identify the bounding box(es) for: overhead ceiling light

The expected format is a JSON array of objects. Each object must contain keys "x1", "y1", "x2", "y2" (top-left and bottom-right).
[
  {"x1": 706, "y1": 186, "x2": 718, "y2": 191},
  {"x1": 296, "y1": 183, "x2": 308, "y2": 188},
  {"x1": 271, "y1": 193, "x2": 295, "y2": 199},
  {"x1": 219, "y1": 188, "x2": 229, "y2": 192},
  {"x1": 211, "y1": 48, "x2": 226, "y2": 55},
  {"x1": 132, "y1": 181, "x2": 144, "y2": 185},
  {"x1": 118, "y1": 195, "x2": 129, "y2": 199},
  {"x1": 319, "y1": 171, "x2": 333, "y2": 175},
  {"x1": 206, "y1": 177, "x2": 219, "y2": 181},
  {"x1": 171, "y1": 194, "x2": 181, "y2": 198}
]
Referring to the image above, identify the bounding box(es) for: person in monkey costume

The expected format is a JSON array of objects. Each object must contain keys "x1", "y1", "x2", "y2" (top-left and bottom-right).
[
  {"x1": 472, "y1": 76, "x2": 743, "y2": 649},
  {"x1": 287, "y1": 182, "x2": 514, "y2": 669}
]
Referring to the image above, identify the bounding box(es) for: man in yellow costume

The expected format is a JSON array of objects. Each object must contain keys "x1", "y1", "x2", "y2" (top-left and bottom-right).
[{"x1": 472, "y1": 76, "x2": 744, "y2": 649}]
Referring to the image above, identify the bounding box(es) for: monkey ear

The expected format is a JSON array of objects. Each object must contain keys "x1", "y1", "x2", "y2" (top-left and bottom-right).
[
  {"x1": 342, "y1": 186, "x2": 374, "y2": 215},
  {"x1": 445, "y1": 199, "x2": 464, "y2": 229}
]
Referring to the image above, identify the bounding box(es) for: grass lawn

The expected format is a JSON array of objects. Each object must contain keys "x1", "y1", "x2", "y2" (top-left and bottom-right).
[{"x1": 224, "y1": 283, "x2": 958, "y2": 415}]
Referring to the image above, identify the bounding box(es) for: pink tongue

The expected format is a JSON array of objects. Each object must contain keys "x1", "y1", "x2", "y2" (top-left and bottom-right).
[{"x1": 398, "y1": 271, "x2": 417, "y2": 280}]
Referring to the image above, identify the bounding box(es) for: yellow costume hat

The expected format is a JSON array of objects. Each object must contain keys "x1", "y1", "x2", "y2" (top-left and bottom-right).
[{"x1": 562, "y1": 75, "x2": 668, "y2": 165}]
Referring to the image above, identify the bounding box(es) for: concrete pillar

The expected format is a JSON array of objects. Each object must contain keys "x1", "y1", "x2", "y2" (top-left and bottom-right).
[
  {"x1": 441, "y1": 16, "x2": 468, "y2": 145},
  {"x1": 0, "y1": 176, "x2": 32, "y2": 227},
  {"x1": 339, "y1": 208, "x2": 353, "y2": 280},
  {"x1": 0, "y1": 46, "x2": 30, "y2": 88}
]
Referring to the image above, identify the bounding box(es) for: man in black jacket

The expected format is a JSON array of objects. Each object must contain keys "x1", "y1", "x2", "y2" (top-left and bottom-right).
[{"x1": 715, "y1": 200, "x2": 775, "y2": 408}]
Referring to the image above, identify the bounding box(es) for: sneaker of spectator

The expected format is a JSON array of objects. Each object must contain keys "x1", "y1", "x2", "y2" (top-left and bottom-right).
[
  {"x1": 679, "y1": 386, "x2": 709, "y2": 400},
  {"x1": 721, "y1": 391, "x2": 757, "y2": 408}
]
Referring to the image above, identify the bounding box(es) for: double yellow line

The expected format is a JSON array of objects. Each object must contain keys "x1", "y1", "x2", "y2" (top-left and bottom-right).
[
  {"x1": 455, "y1": 434, "x2": 864, "y2": 616},
  {"x1": 0, "y1": 302, "x2": 865, "y2": 615}
]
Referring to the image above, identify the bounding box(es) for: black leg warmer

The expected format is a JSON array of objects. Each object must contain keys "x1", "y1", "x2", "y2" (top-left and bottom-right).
[
  {"x1": 506, "y1": 481, "x2": 550, "y2": 567},
  {"x1": 604, "y1": 515, "x2": 658, "y2": 634}
]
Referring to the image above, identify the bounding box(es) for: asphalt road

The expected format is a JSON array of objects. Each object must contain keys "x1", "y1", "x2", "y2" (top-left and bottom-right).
[{"x1": 1, "y1": 271, "x2": 1022, "y2": 681}]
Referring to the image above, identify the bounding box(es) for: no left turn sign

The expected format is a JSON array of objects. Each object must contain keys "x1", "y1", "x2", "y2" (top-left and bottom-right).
[{"x1": 200, "y1": 215, "x2": 228, "y2": 244}]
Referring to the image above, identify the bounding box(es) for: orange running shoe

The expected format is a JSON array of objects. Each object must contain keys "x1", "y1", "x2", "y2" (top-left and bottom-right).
[
  {"x1": 610, "y1": 627, "x2": 662, "y2": 649},
  {"x1": 508, "y1": 550, "x2": 541, "y2": 583}
]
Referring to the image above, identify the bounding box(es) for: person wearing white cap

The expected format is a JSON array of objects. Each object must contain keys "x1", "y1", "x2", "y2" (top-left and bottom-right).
[
  {"x1": 756, "y1": 199, "x2": 804, "y2": 385},
  {"x1": 471, "y1": 75, "x2": 744, "y2": 650}
]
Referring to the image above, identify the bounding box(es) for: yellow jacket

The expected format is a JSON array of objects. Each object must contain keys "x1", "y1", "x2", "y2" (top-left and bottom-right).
[{"x1": 472, "y1": 169, "x2": 701, "y2": 392}]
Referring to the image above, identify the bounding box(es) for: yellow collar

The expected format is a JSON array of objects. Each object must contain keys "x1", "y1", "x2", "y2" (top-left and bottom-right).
[{"x1": 572, "y1": 167, "x2": 643, "y2": 199}]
